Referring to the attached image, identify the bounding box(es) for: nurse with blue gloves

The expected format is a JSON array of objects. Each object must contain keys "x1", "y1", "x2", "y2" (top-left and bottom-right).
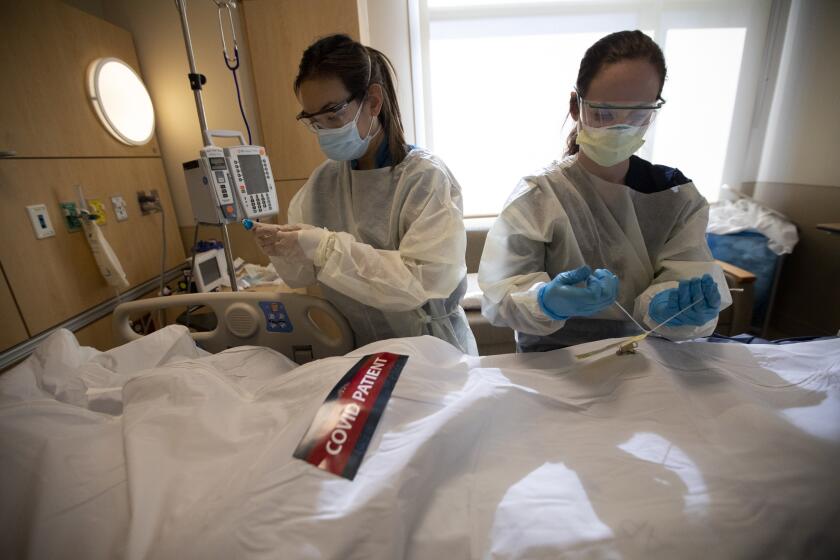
[{"x1": 479, "y1": 30, "x2": 731, "y2": 351}]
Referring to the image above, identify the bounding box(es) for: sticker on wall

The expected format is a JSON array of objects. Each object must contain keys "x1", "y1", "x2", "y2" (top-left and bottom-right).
[
  {"x1": 87, "y1": 199, "x2": 107, "y2": 225},
  {"x1": 59, "y1": 202, "x2": 82, "y2": 232}
]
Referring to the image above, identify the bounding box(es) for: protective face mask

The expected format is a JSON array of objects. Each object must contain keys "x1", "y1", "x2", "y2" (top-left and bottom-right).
[
  {"x1": 576, "y1": 122, "x2": 649, "y2": 167},
  {"x1": 316, "y1": 100, "x2": 378, "y2": 161}
]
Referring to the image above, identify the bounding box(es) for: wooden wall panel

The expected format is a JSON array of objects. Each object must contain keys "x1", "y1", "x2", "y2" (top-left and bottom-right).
[
  {"x1": 0, "y1": 158, "x2": 185, "y2": 335},
  {"x1": 0, "y1": 266, "x2": 29, "y2": 352},
  {"x1": 242, "y1": 0, "x2": 361, "y2": 181},
  {"x1": 0, "y1": 0, "x2": 160, "y2": 158}
]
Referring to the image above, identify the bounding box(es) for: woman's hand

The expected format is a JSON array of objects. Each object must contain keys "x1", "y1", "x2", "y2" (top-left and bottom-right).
[
  {"x1": 253, "y1": 223, "x2": 327, "y2": 264},
  {"x1": 648, "y1": 274, "x2": 721, "y2": 327},
  {"x1": 538, "y1": 265, "x2": 620, "y2": 320}
]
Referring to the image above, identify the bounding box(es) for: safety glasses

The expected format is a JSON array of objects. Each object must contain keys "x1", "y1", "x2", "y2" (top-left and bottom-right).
[
  {"x1": 576, "y1": 89, "x2": 665, "y2": 128},
  {"x1": 296, "y1": 95, "x2": 359, "y2": 132}
]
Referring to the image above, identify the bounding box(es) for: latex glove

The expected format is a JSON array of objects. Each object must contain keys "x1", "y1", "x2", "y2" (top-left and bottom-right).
[
  {"x1": 537, "y1": 265, "x2": 619, "y2": 320},
  {"x1": 648, "y1": 274, "x2": 721, "y2": 327},
  {"x1": 253, "y1": 223, "x2": 326, "y2": 263}
]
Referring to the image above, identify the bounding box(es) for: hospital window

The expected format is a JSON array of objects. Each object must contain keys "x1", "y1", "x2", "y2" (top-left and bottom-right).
[{"x1": 413, "y1": 0, "x2": 775, "y2": 216}]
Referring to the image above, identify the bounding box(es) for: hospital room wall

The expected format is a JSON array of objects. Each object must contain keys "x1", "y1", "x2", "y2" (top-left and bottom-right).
[
  {"x1": 363, "y1": 0, "x2": 417, "y2": 145},
  {"x1": 744, "y1": 0, "x2": 840, "y2": 337},
  {"x1": 97, "y1": 0, "x2": 275, "y2": 265},
  {"x1": 0, "y1": 0, "x2": 185, "y2": 354}
]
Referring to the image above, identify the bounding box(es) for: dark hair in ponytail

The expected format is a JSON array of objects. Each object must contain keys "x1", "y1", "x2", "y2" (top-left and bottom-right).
[
  {"x1": 295, "y1": 34, "x2": 408, "y2": 165},
  {"x1": 565, "y1": 30, "x2": 667, "y2": 156}
]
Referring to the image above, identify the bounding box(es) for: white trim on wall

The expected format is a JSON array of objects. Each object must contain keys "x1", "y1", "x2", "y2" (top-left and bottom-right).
[{"x1": 365, "y1": 0, "x2": 419, "y2": 145}]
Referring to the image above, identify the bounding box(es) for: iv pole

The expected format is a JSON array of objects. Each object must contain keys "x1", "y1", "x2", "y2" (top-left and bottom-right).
[{"x1": 175, "y1": 0, "x2": 239, "y2": 292}]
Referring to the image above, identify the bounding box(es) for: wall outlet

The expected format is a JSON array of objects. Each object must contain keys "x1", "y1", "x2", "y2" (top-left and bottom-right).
[
  {"x1": 59, "y1": 201, "x2": 82, "y2": 232},
  {"x1": 87, "y1": 199, "x2": 107, "y2": 225},
  {"x1": 26, "y1": 204, "x2": 56, "y2": 239},
  {"x1": 111, "y1": 195, "x2": 129, "y2": 221},
  {"x1": 137, "y1": 189, "x2": 162, "y2": 215}
]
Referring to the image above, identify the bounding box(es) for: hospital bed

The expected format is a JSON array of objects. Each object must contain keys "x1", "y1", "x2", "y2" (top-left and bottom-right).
[{"x1": 1, "y1": 315, "x2": 839, "y2": 559}]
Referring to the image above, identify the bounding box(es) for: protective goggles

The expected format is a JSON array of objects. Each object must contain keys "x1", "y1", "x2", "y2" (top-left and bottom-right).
[
  {"x1": 576, "y1": 88, "x2": 665, "y2": 128},
  {"x1": 296, "y1": 94, "x2": 361, "y2": 132}
]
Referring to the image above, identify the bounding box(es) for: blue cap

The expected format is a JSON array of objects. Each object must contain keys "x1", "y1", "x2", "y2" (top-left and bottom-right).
[{"x1": 242, "y1": 218, "x2": 254, "y2": 230}]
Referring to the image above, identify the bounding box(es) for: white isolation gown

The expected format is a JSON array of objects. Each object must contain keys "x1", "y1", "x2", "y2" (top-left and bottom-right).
[
  {"x1": 270, "y1": 147, "x2": 477, "y2": 355},
  {"x1": 479, "y1": 154, "x2": 732, "y2": 352}
]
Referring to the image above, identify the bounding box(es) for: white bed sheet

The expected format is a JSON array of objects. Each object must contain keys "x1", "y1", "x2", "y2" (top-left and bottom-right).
[{"x1": 1, "y1": 326, "x2": 839, "y2": 559}]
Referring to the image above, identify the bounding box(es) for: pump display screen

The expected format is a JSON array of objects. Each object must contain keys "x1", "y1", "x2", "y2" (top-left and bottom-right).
[
  {"x1": 199, "y1": 257, "x2": 221, "y2": 285},
  {"x1": 239, "y1": 154, "x2": 270, "y2": 194},
  {"x1": 209, "y1": 157, "x2": 227, "y2": 171}
]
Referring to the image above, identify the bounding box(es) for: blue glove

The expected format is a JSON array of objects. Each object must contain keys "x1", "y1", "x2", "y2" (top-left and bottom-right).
[
  {"x1": 538, "y1": 265, "x2": 619, "y2": 320},
  {"x1": 648, "y1": 274, "x2": 722, "y2": 327}
]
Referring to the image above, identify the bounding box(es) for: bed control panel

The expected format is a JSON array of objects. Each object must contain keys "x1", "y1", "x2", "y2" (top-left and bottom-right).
[{"x1": 260, "y1": 301, "x2": 294, "y2": 333}]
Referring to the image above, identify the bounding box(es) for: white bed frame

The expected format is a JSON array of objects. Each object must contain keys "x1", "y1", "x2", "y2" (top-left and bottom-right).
[{"x1": 113, "y1": 291, "x2": 354, "y2": 363}]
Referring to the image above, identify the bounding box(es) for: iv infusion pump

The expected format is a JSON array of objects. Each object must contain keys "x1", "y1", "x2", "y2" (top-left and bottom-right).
[
  {"x1": 184, "y1": 145, "x2": 238, "y2": 223},
  {"x1": 226, "y1": 144, "x2": 278, "y2": 217},
  {"x1": 183, "y1": 130, "x2": 278, "y2": 224}
]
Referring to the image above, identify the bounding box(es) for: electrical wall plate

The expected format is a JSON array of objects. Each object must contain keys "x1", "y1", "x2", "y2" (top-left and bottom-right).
[
  {"x1": 137, "y1": 189, "x2": 162, "y2": 215},
  {"x1": 26, "y1": 204, "x2": 56, "y2": 239},
  {"x1": 59, "y1": 201, "x2": 82, "y2": 232},
  {"x1": 111, "y1": 195, "x2": 129, "y2": 221},
  {"x1": 87, "y1": 199, "x2": 107, "y2": 225}
]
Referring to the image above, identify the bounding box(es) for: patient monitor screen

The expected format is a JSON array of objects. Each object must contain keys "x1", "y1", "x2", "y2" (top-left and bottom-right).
[
  {"x1": 199, "y1": 257, "x2": 222, "y2": 286},
  {"x1": 239, "y1": 154, "x2": 270, "y2": 194}
]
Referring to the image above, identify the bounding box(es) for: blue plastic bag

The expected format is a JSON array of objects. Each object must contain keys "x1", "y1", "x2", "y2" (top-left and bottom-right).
[{"x1": 706, "y1": 231, "x2": 782, "y2": 328}]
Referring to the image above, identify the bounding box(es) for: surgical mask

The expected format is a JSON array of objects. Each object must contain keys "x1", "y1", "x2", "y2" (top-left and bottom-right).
[
  {"x1": 316, "y1": 100, "x2": 378, "y2": 161},
  {"x1": 576, "y1": 122, "x2": 648, "y2": 167}
]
